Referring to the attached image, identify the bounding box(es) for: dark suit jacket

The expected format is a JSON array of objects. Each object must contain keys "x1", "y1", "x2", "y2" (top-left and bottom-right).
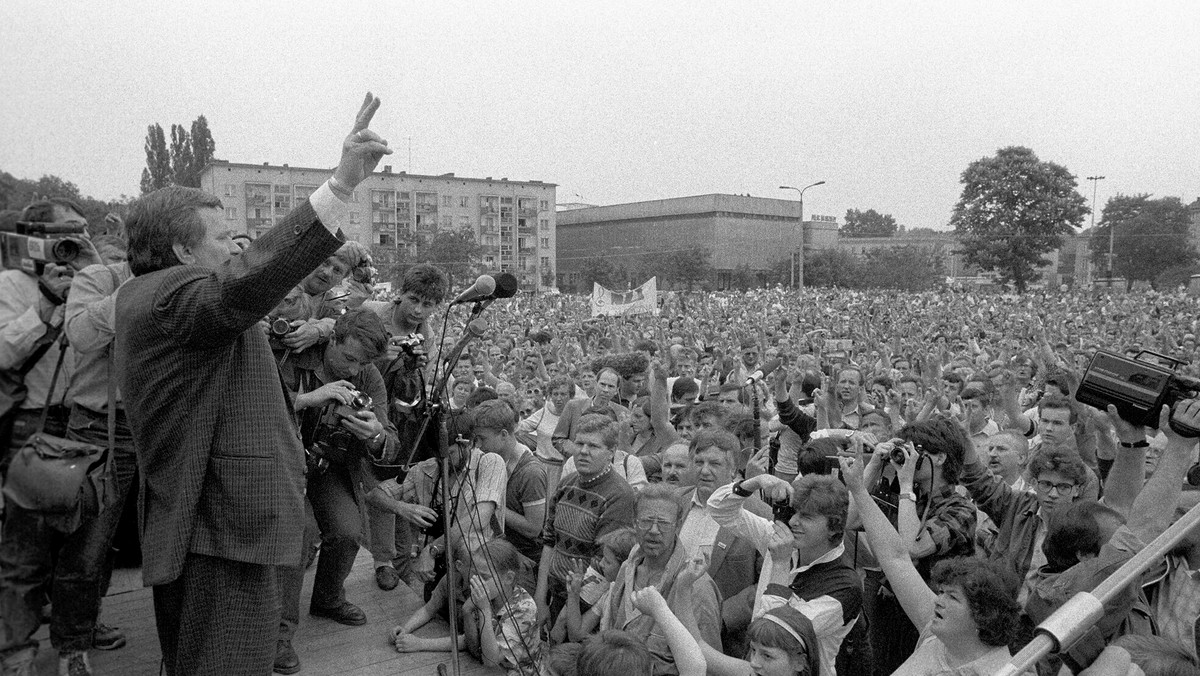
[
  {"x1": 673, "y1": 485, "x2": 766, "y2": 603},
  {"x1": 116, "y1": 201, "x2": 342, "y2": 586}
]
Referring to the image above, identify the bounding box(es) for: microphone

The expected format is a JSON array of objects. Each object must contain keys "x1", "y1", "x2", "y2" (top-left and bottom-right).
[
  {"x1": 451, "y1": 275, "x2": 496, "y2": 305},
  {"x1": 744, "y1": 358, "x2": 782, "y2": 387},
  {"x1": 492, "y1": 273, "x2": 519, "y2": 299}
]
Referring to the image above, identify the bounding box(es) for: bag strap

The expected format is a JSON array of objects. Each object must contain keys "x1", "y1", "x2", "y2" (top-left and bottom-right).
[
  {"x1": 35, "y1": 332, "x2": 70, "y2": 433},
  {"x1": 16, "y1": 324, "x2": 61, "y2": 378}
]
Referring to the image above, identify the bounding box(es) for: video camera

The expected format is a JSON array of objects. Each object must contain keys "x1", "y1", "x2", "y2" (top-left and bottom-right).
[
  {"x1": 0, "y1": 221, "x2": 88, "y2": 273},
  {"x1": 1076, "y1": 349, "x2": 1200, "y2": 438}
]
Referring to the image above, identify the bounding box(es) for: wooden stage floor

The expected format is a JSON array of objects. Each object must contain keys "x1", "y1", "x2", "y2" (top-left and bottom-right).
[{"x1": 28, "y1": 549, "x2": 503, "y2": 676}]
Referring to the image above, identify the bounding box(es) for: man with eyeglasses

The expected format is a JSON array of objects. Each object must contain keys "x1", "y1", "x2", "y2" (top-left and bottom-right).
[
  {"x1": 959, "y1": 419, "x2": 1089, "y2": 604},
  {"x1": 600, "y1": 484, "x2": 723, "y2": 674}
]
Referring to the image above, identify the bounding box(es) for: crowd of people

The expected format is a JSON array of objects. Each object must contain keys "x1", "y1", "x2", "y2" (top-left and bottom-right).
[{"x1": 2, "y1": 95, "x2": 1200, "y2": 676}]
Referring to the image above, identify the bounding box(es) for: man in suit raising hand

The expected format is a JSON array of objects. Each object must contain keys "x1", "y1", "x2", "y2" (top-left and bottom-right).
[{"x1": 115, "y1": 94, "x2": 391, "y2": 676}]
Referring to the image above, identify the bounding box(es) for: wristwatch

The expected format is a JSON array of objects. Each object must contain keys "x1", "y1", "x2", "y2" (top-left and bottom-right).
[{"x1": 731, "y1": 480, "x2": 754, "y2": 498}]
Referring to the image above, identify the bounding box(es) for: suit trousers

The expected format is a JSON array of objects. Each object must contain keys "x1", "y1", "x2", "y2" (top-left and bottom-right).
[{"x1": 153, "y1": 553, "x2": 277, "y2": 676}]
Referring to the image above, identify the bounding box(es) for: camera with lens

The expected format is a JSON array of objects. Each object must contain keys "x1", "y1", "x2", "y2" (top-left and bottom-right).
[
  {"x1": 1076, "y1": 349, "x2": 1200, "y2": 438},
  {"x1": 1, "y1": 221, "x2": 87, "y2": 272},
  {"x1": 268, "y1": 317, "x2": 299, "y2": 337},
  {"x1": 391, "y1": 332, "x2": 424, "y2": 356},
  {"x1": 306, "y1": 391, "x2": 374, "y2": 473},
  {"x1": 334, "y1": 390, "x2": 373, "y2": 419},
  {"x1": 772, "y1": 498, "x2": 796, "y2": 524},
  {"x1": 888, "y1": 442, "x2": 926, "y2": 465}
]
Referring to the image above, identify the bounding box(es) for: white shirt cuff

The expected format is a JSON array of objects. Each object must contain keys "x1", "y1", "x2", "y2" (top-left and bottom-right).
[{"x1": 309, "y1": 181, "x2": 351, "y2": 237}]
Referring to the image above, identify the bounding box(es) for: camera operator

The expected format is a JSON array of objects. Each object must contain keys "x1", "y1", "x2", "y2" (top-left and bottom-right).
[
  {"x1": 0, "y1": 198, "x2": 102, "y2": 468},
  {"x1": 274, "y1": 307, "x2": 399, "y2": 672},
  {"x1": 113, "y1": 93, "x2": 391, "y2": 676}
]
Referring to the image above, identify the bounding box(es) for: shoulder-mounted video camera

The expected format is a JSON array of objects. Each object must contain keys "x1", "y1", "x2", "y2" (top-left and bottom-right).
[
  {"x1": 1, "y1": 221, "x2": 87, "y2": 273},
  {"x1": 1076, "y1": 349, "x2": 1200, "y2": 438}
]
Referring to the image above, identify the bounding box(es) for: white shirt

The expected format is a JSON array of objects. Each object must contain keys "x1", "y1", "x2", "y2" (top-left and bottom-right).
[{"x1": 677, "y1": 489, "x2": 721, "y2": 557}]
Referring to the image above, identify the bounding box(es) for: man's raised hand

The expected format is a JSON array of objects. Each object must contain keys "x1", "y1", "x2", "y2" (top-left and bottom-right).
[{"x1": 333, "y1": 92, "x2": 393, "y2": 191}]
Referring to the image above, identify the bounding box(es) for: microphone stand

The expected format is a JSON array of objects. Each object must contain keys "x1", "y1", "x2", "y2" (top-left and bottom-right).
[
  {"x1": 403, "y1": 308, "x2": 489, "y2": 676},
  {"x1": 996, "y1": 499, "x2": 1200, "y2": 676}
]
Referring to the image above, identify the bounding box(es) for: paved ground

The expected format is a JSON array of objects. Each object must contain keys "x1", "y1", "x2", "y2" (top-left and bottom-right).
[{"x1": 28, "y1": 549, "x2": 503, "y2": 676}]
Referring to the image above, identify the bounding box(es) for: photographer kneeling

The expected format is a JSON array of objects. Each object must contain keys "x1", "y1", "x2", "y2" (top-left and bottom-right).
[{"x1": 275, "y1": 307, "x2": 398, "y2": 672}]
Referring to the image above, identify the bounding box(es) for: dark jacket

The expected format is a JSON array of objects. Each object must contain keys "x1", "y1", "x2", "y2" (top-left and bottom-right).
[{"x1": 117, "y1": 200, "x2": 341, "y2": 586}]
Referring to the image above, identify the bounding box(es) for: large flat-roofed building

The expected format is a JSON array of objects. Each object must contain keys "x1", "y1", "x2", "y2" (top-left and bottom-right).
[
  {"x1": 555, "y1": 194, "x2": 838, "y2": 290},
  {"x1": 199, "y1": 161, "x2": 558, "y2": 290}
]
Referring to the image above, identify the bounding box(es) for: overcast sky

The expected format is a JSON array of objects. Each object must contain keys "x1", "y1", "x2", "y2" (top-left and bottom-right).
[{"x1": 2, "y1": 1, "x2": 1197, "y2": 231}]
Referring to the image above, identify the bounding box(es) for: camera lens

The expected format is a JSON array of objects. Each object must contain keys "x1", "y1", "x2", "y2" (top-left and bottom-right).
[
  {"x1": 350, "y1": 392, "x2": 372, "y2": 409},
  {"x1": 889, "y1": 447, "x2": 906, "y2": 465},
  {"x1": 270, "y1": 318, "x2": 294, "y2": 336},
  {"x1": 52, "y1": 238, "x2": 80, "y2": 263}
]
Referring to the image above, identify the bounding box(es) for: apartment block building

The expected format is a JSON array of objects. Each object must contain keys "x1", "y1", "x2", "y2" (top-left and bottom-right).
[{"x1": 199, "y1": 161, "x2": 558, "y2": 289}]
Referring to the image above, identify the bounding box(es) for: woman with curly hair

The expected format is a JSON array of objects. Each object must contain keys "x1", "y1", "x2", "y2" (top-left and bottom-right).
[{"x1": 840, "y1": 453, "x2": 1022, "y2": 675}]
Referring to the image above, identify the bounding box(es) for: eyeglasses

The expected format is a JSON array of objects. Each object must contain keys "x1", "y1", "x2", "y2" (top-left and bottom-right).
[
  {"x1": 635, "y1": 517, "x2": 675, "y2": 532},
  {"x1": 1036, "y1": 480, "x2": 1076, "y2": 494}
]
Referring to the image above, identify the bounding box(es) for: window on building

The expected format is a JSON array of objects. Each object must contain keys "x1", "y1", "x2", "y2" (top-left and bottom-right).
[
  {"x1": 539, "y1": 200, "x2": 548, "y2": 210},
  {"x1": 541, "y1": 256, "x2": 550, "y2": 270},
  {"x1": 459, "y1": 196, "x2": 469, "y2": 208},
  {"x1": 441, "y1": 215, "x2": 452, "y2": 229},
  {"x1": 442, "y1": 195, "x2": 453, "y2": 207},
  {"x1": 539, "y1": 237, "x2": 549, "y2": 248},
  {"x1": 500, "y1": 196, "x2": 513, "y2": 204},
  {"x1": 226, "y1": 207, "x2": 237, "y2": 220},
  {"x1": 224, "y1": 185, "x2": 235, "y2": 197},
  {"x1": 539, "y1": 219, "x2": 549, "y2": 231},
  {"x1": 378, "y1": 233, "x2": 393, "y2": 246}
]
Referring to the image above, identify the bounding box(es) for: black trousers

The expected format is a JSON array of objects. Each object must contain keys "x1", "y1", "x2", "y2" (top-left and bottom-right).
[{"x1": 153, "y1": 553, "x2": 277, "y2": 676}]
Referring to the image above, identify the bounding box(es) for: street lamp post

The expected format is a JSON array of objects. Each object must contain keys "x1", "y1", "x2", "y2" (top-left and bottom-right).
[
  {"x1": 779, "y1": 181, "x2": 825, "y2": 290},
  {"x1": 1087, "y1": 175, "x2": 1106, "y2": 286}
]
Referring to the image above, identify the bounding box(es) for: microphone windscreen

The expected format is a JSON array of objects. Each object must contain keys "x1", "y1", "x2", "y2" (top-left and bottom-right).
[
  {"x1": 466, "y1": 318, "x2": 488, "y2": 337},
  {"x1": 493, "y1": 273, "x2": 519, "y2": 299},
  {"x1": 476, "y1": 275, "x2": 496, "y2": 296}
]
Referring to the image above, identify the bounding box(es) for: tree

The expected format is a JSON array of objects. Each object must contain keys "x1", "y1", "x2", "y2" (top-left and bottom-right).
[
  {"x1": 579, "y1": 256, "x2": 618, "y2": 292},
  {"x1": 417, "y1": 228, "x2": 483, "y2": 285},
  {"x1": 1089, "y1": 194, "x2": 1197, "y2": 289},
  {"x1": 951, "y1": 146, "x2": 1088, "y2": 292},
  {"x1": 861, "y1": 245, "x2": 946, "y2": 291},
  {"x1": 169, "y1": 124, "x2": 194, "y2": 189},
  {"x1": 0, "y1": 170, "x2": 132, "y2": 234},
  {"x1": 804, "y1": 249, "x2": 862, "y2": 288},
  {"x1": 669, "y1": 245, "x2": 712, "y2": 290},
  {"x1": 189, "y1": 115, "x2": 216, "y2": 186},
  {"x1": 841, "y1": 208, "x2": 899, "y2": 238},
  {"x1": 140, "y1": 123, "x2": 171, "y2": 194},
  {"x1": 140, "y1": 115, "x2": 216, "y2": 192}
]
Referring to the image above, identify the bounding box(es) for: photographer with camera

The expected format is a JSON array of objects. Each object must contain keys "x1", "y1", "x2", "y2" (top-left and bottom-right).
[
  {"x1": 113, "y1": 93, "x2": 391, "y2": 676},
  {"x1": 707, "y1": 472, "x2": 864, "y2": 676},
  {"x1": 358, "y1": 262, "x2": 448, "y2": 592},
  {"x1": 1, "y1": 198, "x2": 102, "y2": 468},
  {"x1": 268, "y1": 240, "x2": 370, "y2": 354},
  {"x1": 851, "y1": 420, "x2": 977, "y2": 675},
  {"x1": 274, "y1": 306, "x2": 398, "y2": 672}
]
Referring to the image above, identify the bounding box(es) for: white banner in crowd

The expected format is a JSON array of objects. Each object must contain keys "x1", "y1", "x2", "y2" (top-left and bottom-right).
[{"x1": 591, "y1": 277, "x2": 657, "y2": 317}]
